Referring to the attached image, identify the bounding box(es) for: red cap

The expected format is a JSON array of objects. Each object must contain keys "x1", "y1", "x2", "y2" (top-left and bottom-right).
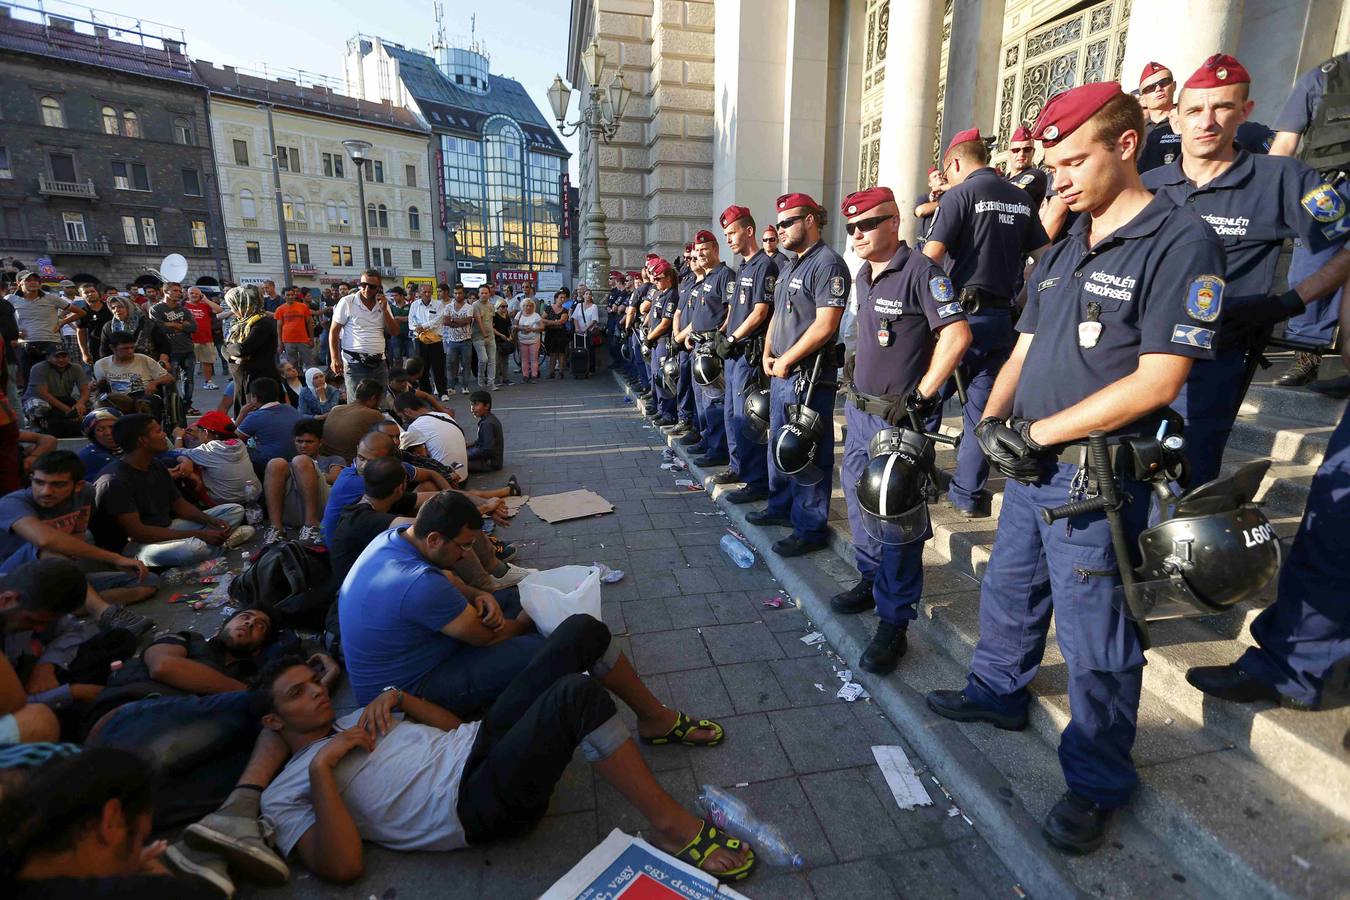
[
  {"x1": 840, "y1": 186, "x2": 896, "y2": 217},
  {"x1": 693, "y1": 229, "x2": 717, "y2": 245},
  {"x1": 1031, "y1": 82, "x2": 1124, "y2": 147},
  {"x1": 683, "y1": 242, "x2": 694, "y2": 253},
  {"x1": 1184, "y1": 54, "x2": 1250, "y2": 89},
  {"x1": 1009, "y1": 124, "x2": 1032, "y2": 143},
  {"x1": 776, "y1": 192, "x2": 821, "y2": 213},
  {"x1": 196, "y1": 411, "x2": 235, "y2": 433},
  {"x1": 719, "y1": 204, "x2": 752, "y2": 228},
  {"x1": 649, "y1": 258, "x2": 674, "y2": 278},
  {"x1": 946, "y1": 127, "x2": 981, "y2": 154},
  {"x1": 1139, "y1": 61, "x2": 1170, "y2": 86}
]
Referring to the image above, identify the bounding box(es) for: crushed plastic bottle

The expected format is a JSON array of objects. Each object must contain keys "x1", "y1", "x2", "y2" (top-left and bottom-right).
[
  {"x1": 719, "y1": 533, "x2": 755, "y2": 569},
  {"x1": 697, "y1": 784, "x2": 805, "y2": 870},
  {"x1": 592, "y1": 562, "x2": 626, "y2": 584},
  {"x1": 194, "y1": 573, "x2": 235, "y2": 610},
  {"x1": 242, "y1": 480, "x2": 263, "y2": 525},
  {"x1": 162, "y1": 557, "x2": 229, "y2": 584}
]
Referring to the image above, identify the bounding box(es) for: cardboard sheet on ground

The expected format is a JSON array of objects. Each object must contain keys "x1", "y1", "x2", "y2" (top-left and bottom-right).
[
  {"x1": 542, "y1": 828, "x2": 750, "y2": 899},
  {"x1": 504, "y1": 495, "x2": 530, "y2": 515},
  {"x1": 528, "y1": 489, "x2": 614, "y2": 523}
]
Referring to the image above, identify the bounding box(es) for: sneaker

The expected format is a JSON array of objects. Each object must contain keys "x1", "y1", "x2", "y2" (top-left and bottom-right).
[
  {"x1": 298, "y1": 524, "x2": 324, "y2": 545},
  {"x1": 98, "y1": 605, "x2": 155, "y2": 638},
  {"x1": 492, "y1": 563, "x2": 538, "y2": 589},
  {"x1": 201, "y1": 381, "x2": 218, "y2": 391},
  {"x1": 440, "y1": 393, "x2": 452, "y2": 401},
  {"x1": 501, "y1": 379, "x2": 514, "y2": 386},
  {"x1": 186, "y1": 406, "x2": 201, "y2": 416},
  {"x1": 462, "y1": 386, "x2": 471, "y2": 394},
  {"x1": 490, "y1": 536, "x2": 516, "y2": 562},
  {"x1": 185, "y1": 812, "x2": 290, "y2": 885},
  {"x1": 165, "y1": 841, "x2": 236, "y2": 898},
  {"x1": 261, "y1": 526, "x2": 285, "y2": 546},
  {"x1": 223, "y1": 525, "x2": 256, "y2": 549}
]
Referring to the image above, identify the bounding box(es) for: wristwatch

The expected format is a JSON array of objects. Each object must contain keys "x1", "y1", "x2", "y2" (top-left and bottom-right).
[{"x1": 380, "y1": 685, "x2": 404, "y2": 708}]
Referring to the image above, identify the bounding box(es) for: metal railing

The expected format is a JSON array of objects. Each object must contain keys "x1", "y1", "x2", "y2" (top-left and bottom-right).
[
  {"x1": 46, "y1": 236, "x2": 112, "y2": 255},
  {"x1": 38, "y1": 174, "x2": 98, "y2": 198}
]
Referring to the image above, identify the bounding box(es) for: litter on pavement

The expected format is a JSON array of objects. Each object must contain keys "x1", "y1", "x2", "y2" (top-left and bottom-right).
[
  {"x1": 872, "y1": 745, "x2": 934, "y2": 810},
  {"x1": 800, "y1": 631, "x2": 826, "y2": 645}
]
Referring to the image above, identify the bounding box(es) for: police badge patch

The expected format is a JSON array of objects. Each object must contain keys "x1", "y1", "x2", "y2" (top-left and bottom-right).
[
  {"x1": 1302, "y1": 184, "x2": 1346, "y2": 223},
  {"x1": 1171, "y1": 324, "x2": 1214, "y2": 349},
  {"x1": 930, "y1": 275, "x2": 954, "y2": 303},
  {"x1": 830, "y1": 275, "x2": 846, "y2": 297},
  {"x1": 765, "y1": 275, "x2": 777, "y2": 293},
  {"x1": 1185, "y1": 275, "x2": 1224, "y2": 323},
  {"x1": 936, "y1": 301, "x2": 962, "y2": 319}
]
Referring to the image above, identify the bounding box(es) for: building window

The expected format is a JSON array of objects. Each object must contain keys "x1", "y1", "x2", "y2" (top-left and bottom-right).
[
  {"x1": 232, "y1": 139, "x2": 250, "y2": 166},
  {"x1": 102, "y1": 106, "x2": 119, "y2": 135},
  {"x1": 367, "y1": 204, "x2": 389, "y2": 229},
  {"x1": 408, "y1": 206, "x2": 420, "y2": 233},
  {"x1": 239, "y1": 189, "x2": 257, "y2": 224},
  {"x1": 174, "y1": 117, "x2": 194, "y2": 145},
  {"x1": 322, "y1": 152, "x2": 345, "y2": 178},
  {"x1": 287, "y1": 243, "x2": 298, "y2": 265},
  {"x1": 282, "y1": 196, "x2": 295, "y2": 223},
  {"x1": 121, "y1": 110, "x2": 140, "y2": 138},
  {"x1": 343, "y1": 246, "x2": 353, "y2": 266},
  {"x1": 277, "y1": 146, "x2": 300, "y2": 173},
  {"x1": 294, "y1": 199, "x2": 307, "y2": 226},
  {"x1": 441, "y1": 134, "x2": 485, "y2": 260},
  {"x1": 282, "y1": 197, "x2": 307, "y2": 226},
  {"x1": 121, "y1": 215, "x2": 139, "y2": 244},
  {"x1": 246, "y1": 240, "x2": 261, "y2": 263},
  {"x1": 330, "y1": 244, "x2": 342, "y2": 266},
  {"x1": 325, "y1": 201, "x2": 338, "y2": 227},
  {"x1": 0, "y1": 147, "x2": 10, "y2": 180},
  {"x1": 62, "y1": 212, "x2": 86, "y2": 242},
  {"x1": 297, "y1": 243, "x2": 310, "y2": 265},
  {"x1": 373, "y1": 247, "x2": 392, "y2": 267},
  {"x1": 112, "y1": 161, "x2": 150, "y2": 191},
  {"x1": 141, "y1": 217, "x2": 158, "y2": 245},
  {"x1": 405, "y1": 164, "x2": 416, "y2": 187},
  {"x1": 526, "y1": 150, "x2": 563, "y2": 267},
  {"x1": 363, "y1": 159, "x2": 384, "y2": 183},
  {"x1": 40, "y1": 96, "x2": 64, "y2": 128},
  {"x1": 484, "y1": 119, "x2": 527, "y2": 263},
  {"x1": 337, "y1": 201, "x2": 350, "y2": 225},
  {"x1": 49, "y1": 153, "x2": 77, "y2": 183},
  {"x1": 182, "y1": 169, "x2": 202, "y2": 196},
  {"x1": 411, "y1": 249, "x2": 422, "y2": 269},
  {"x1": 191, "y1": 220, "x2": 208, "y2": 248}
]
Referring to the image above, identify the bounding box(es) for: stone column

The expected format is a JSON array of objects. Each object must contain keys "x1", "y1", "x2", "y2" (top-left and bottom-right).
[
  {"x1": 942, "y1": 0, "x2": 1007, "y2": 147},
  {"x1": 1121, "y1": 0, "x2": 1245, "y2": 97},
  {"x1": 780, "y1": 0, "x2": 832, "y2": 201},
  {"x1": 877, "y1": 0, "x2": 944, "y2": 243}
]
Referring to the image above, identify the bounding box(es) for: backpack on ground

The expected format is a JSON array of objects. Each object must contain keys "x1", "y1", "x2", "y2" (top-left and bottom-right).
[{"x1": 229, "y1": 541, "x2": 334, "y2": 630}]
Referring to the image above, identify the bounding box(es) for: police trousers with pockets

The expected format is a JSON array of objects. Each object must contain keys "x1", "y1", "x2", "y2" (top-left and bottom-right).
[
  {"x1": 930, "y1": 310, "x2": 1014, "y2": 511},
  {"x1": 764, "y1": 374, "x2": 836, "y2": 544},
  {"x1": 725, "y1": 356, "x2": 769, "y2": 491},
  {"x1": 677, "y1": 351, "x2": 698, "y2": 425},
  {"x1": 1173, "y1": 347, "x2": 1246, "y2": 487},
  {"x1": 693, "y1": 380, "x2": 727, "y2": 461},
  {"x1": 630, "y1": 332, "x2": 650, "y2": 388},
  {"x1": 841, "y1": 404, "x2": 926, "y2": 625},
  {"x1": 963, "y1": 460, "x2": 1148, "y2": 808},
  {"x1": 649, "y1": 341, "x2": 677, "y2": 421},
  {"x1": 1237, "y1": 407, "x2": 1350, "y2": 706}
]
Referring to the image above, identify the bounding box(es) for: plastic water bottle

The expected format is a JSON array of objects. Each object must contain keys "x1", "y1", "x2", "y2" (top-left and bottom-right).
[
  {"x1": 242, "y1": 480, "x2": 263, "y2": 525},
  {"x1": 697, "y1": 784, "x2": 804, "y2": 870},
  {"x1": 719, "y1": 533, "x2": 755, "y2": 569}
]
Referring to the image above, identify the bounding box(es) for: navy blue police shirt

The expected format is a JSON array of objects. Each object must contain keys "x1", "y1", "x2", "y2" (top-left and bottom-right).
[
  {"x1": 1137, "y1": 119, "x2": 1181, "y2": 173},
  {"x1": 915, "y1": 194, "x2": 938, "y2": 245},
  {"x1": 726, "y1": 250, "x2": 778, "y2": 336},
  {"x1": 853, "y1": 244, "x2": 966, "y2": 398},
  {"x1": 674, "y1": 272, "x2": 698, "y2": 347},
  {"x1": 767, "y1": 239, "x2": 850, "y2": 374},
  {"x1": 1143, "y1": 151, "x2": 1348, "y2": 308},
  {"x1": 1013, "y1": 194, "x2": 1224, "y2": 433},
  {"x1": 1275, "y1": 53, "x2": 1348, "y2": 136},
  {"x1": 926, "y1": 167, "x2": 1050, "y2": 299},
  {"x1": 652, "y1": 286, "x2": 679, "y2": 349},
  {"x1": 692, "y1": 262, "x2": 733, "y2": 333},
  {"x1": 1007, "y1": 167, "x2": 1050, "y2": 210}
]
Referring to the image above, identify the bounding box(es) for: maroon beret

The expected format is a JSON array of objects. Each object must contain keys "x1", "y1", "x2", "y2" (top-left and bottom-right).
[
  {"x1": 840, "y1": 186, "x2": 896, "y2": 217},
  {"x1": 1139, "y1": 61, "x2": 1170, "y2": 87},
  {"x1": 927, "y1": 166, "x2": 939, "y2": 175},
  {"x1": 649, "y1": 258, "x2": 674, "y2": 278},
  {"x1": 683, "y1": 243, "x2": 694, "y2": 253},
  {"x1": 1031, "y1": 82, "x2": 1124, "y2": 147},
  {"x1": 608, "y1": 270, "x2": 623, "y2": 278},
  {"x1": 1009, "y1": 124, "x2": 1032, "y2": 143},
  {"x1": 1185, "y1": 54, "x2": 1250, "y2": 89},
  {"x1": 776, "y1": 192, "x2": 821, "y2": 213},
  {"x1": 693, "y1": 229, "x2": 717, "y2": 245},
  {"x1": 945, "y1": 127, "x2": 981, "y2": 154},
  {"x1": 718, "y1": 204, "x2": 752, "y2": 229},
  {"x1": 645, "y1": 252, "x2": 662, "y2": 261}
]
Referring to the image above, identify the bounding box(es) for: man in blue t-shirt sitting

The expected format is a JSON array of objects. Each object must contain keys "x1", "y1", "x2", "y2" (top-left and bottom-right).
[
  {"x1": 337, "y1": 492, "x2": 726, "y2": 746},
  {"x1": 236, "y1": 378, "x2": 302, "y2": 473},
  {"x1": 320, "y1": 430, "x2": 448, "y2": 542}
]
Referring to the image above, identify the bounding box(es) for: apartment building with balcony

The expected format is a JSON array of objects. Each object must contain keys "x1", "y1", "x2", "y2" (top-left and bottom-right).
[
  {"x1": 0, "y1": 2, "x2": 229, "y2": 287},
  {"x1": 195, "y1": 62, "x2": 435, "y2": 291}
]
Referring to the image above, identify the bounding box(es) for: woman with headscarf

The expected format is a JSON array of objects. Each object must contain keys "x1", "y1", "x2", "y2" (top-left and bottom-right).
[
  {"x1": 98, "y1": 296, "x2": 171, "y2": 363},
  {"x1": 222, "y1": 284, "x2": 281, "y2": 411},
  {"x1": 298, "y1": 366, "x2": 340, "y2": 419}
]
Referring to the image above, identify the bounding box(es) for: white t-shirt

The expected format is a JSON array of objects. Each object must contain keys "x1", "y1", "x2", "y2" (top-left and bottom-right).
[
  {"x1": 515, "y1": 312, "x2": 542, "y2": 345},
  {"x1": 332, "y1": 294, "x2": 388, "y2": 354},
  {"x1": 262, "y1": 710, "x2": 481, "y2": 856},
  {"x1": 443, "y1": 301, "x2": 474, "y2": 343},
  {"x1": 179, "y1": 438, "x2": 255, "y2": 504},
  {"x1": 573, "y1": 303, "x2": 601, "y2": 331},
  {"x1": 10, "y1": 291, "x2": 74, "y2": 344},
  {"x1": 92, "y1": 353, "x2": 167, "y2": 395},
  {"x1": 406, "y1": 412, "x2": 467, "y2": 472}
]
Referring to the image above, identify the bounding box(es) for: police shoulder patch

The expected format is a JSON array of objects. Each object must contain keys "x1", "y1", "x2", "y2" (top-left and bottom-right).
[
  {"x1": 829, "y1": 275, "x2": 846, "y2": 298},
  {"x1": 765, "y1": 275, "x2": 777, "y2": 293},
  {"x1": 1185, "y1": 274, "x2": 1224, "y2": 323},
  {"x1": 1171, "y1": 324, "x2": 1214, "y2": 349},
  {"x1": 726, "y1": 281, "x2": 735, "y2": 296},
  {"x1": 929, "y1": 275, "x2": 954, "y2": 303},
  {"x1": 1302, "y1": 183, "x2": 1346, "y2": 223},
  {"x1": 937, "y1": 301, "x2": 963, "y2": 319}
]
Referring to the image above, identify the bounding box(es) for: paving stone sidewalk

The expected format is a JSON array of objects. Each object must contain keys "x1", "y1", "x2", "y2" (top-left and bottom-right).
[{"x1": 153, "y1": 370, "x2": 1018, "y2": 899}]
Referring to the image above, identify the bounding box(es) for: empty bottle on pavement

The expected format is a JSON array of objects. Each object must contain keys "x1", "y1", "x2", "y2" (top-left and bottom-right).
[
  {"x1": 697, "y1": 784, "x2": 805, "y2": 869},
  {"x1": 719, "y1": 533, "x2": 755, "y2": 569}
]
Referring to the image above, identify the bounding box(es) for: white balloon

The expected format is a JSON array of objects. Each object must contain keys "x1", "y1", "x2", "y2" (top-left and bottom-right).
[{"x1": 159, "y1": 253, "x2": 188, "y2": 283}]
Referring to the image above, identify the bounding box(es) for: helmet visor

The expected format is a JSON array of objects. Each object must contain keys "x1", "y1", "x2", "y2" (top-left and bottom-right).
[
  {"x1": 1114, "y1": 537, "x2": 1281, "y2": 623},
  {"x1": 861, "y1": 499, "x2": 930, "y2": 546}
]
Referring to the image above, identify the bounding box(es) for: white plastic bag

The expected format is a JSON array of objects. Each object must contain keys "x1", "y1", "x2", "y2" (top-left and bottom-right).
[{"x1": 518, "y1": 565, "x2": 603, "y2": 636}]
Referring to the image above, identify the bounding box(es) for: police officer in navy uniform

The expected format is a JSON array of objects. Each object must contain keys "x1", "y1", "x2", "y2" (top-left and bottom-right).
[
  {"x1": 1005, "y1": 125, "x2": 1049, "y2": 210},
  {"x1": 922, "y1": 127, "x2": 1051, "y2": 518},
  {"x1": 914, "y1": 166, "x2": 947, "y2": 247},
  {"x1": 683, "y1": 230, "x2": 734, "y2": 467},
  {"x1": 606, "y1": 269, "x2": 627, "y2": 367},
  {"x1": 717, "y1": 204, "x2": 778, "y2": 502},
  {"x1": 925, "y1": 82, "x2": 1227, "y2": 853},
  {"x1": 1142, "y1": 54, "x2": 1350, "y2": 488},
  {"x1": 644, "y1": 257, "x2": 680, "y2": 425},
  {"x1": 747, "y1": 192, "x2": 850, "y2": 557},
  {"x1": 671, "y1": 243, "x2": 703, "y2": 443},
  {"x1": 1136, "y1": 61, "x2": 1181, "y2": 173},
  {"x1": 628, "y1": 261, "x2": 657, "y2": 396},
  {"x1": 834, "y1": 186, "x2": 972, "y2": 673},
  {"x1": 1270, "y1": 50, "x2": 1350, "y2": 392}
]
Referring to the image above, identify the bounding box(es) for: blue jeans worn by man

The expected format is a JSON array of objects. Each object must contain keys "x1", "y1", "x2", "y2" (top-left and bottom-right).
[
  {"x1": 125, "y1": 503, "x2": 246, "y2": 567},
  {"x1": 444, "y1": 338, "x2": 472, "y2": 391},
  {"x1": 341, "y1": 354, "x2": 388, "y2": 405}
]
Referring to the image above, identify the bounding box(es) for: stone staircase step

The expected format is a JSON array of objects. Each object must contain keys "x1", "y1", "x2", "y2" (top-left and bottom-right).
[
  {"x1": 1239, "y1": 383, "x2": 1347, "y2": 425},
  {"x1": 1227, "y1": 412, "x2": 1335, "y2": 468}
]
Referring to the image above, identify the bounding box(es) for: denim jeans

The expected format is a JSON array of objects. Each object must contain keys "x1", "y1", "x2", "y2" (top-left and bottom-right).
[
  {"x1": 445, "y1": 338, "x2": 473, "y2": 390},
  {"x1": 125, "y1": 503, "x2": 245, "y2": 567},
  {"x1": 472, "y1": 338, "x2": 495, "y2": 388},
  {"x1": 341, "y1": 355, "x2": 388, "y2": 403},
  {"x1": 169, "y1": 351, "x2": 195, "y2": 407}
]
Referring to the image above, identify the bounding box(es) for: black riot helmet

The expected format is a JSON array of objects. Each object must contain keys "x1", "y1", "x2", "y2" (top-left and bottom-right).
[
  {"x1": 660, "y1": 354, "x2": 681, "y2": 393},
  {"x1": 692, "y1": 350, "x2": 724, "y2": 389},
  {"x1": 772, "y1": 404, "x2": 828, "y2": 485},
  {"x1": 1132, "y1": 461, "x2": 1281, "y2": 618},
  {"x1": 620, "y1": 338, "x2": 633, "y2": 362},
  {"x1": 856, "y1": 428, "x2": 933, "y2": 545},
  {"x1": 743, "y1": 384, "x2": 771, "y2": 444}
]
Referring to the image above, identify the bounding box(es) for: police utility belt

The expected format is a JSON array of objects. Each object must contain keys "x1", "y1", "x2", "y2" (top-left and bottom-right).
[
  {"x1": 958, "y1": 287, "x2": 1013, "y2": 314},
  {"x1": 726, "y1": 329, "x2": 766, "y2": 361},
  {"x1": 844, "y1": 384, "x2": 909, "y2": 426}
]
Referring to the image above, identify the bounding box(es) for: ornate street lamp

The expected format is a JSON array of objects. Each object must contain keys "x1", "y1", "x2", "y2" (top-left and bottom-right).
[{"x1": 548, "y1": 39, "x2": 631, "y2": 289}]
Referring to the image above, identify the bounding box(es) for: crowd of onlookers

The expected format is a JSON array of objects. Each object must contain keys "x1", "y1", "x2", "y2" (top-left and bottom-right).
[{"x1": 0, "y1": 268, "x2": 758, "y2": 898}]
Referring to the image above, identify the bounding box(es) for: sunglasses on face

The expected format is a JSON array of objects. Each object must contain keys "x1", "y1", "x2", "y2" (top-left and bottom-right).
[
  {"x1": 845, "y1": 214, "x2": 895, "y2": 236},
  {"x1": 358, "y1": 282, "x2": 379, "y2": 290},
  {"x1": 1142, "y1": 77, "x2": 1174, "y2": 93},
  {"x1": 776, "y1": 214, "x2": 806, "y2": 230},
  {"x1": 1009, "y1": 145, "x2": 1035, "y2": 154}
]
